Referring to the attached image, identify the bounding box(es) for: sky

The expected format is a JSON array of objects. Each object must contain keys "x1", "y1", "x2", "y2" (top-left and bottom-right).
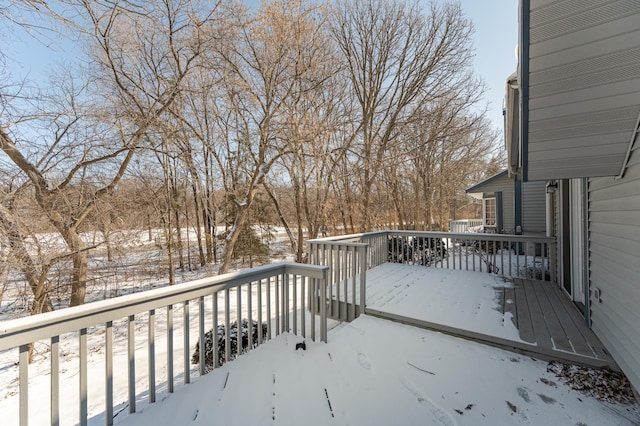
[
  {"x1": 6, "y1": 0, "x2": 519, "y2": 135},
  {"x1": 451, "y1": 0, "x2": 519, "y2": 130}
]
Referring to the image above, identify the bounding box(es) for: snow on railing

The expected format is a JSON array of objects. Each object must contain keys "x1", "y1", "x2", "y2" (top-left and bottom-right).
[
  {"x1": 308, "y1": 230, "x2": 557, "y2": 318},
  {"x1": 0, "y1": 262, "x2": 328, "y2": 426}
]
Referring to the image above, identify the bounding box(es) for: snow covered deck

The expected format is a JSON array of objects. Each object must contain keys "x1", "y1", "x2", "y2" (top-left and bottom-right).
[
  {"x1": 1, "y1": 262, "x2": 632, "y2": 425},
  {"x1": 115, "y1": 315, "x2": 638, "y2": 425},
  {"x1": 363, "y1": 264, "x2": 615, "y2": 369}
]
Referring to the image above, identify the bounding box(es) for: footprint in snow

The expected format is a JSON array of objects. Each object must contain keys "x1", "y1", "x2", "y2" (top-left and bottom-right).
[
  {"x1": 537, "y1": 394, "x2": 556, "y2": 405},
  {"x1": 399, "y1": 379, "x2": 455, "y2": 426},
  {"x1": 517, "y1": 387, "x2": 531, "y2": 403},
  {"x1": 357, "y1": 352, "x2": 372, "y2": 370}
]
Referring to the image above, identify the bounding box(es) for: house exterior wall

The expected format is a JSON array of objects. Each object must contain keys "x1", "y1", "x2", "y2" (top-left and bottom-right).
[
  {"x1": 522, "y1": 0, "x2": 640, "y2": 181},
  {"x1": 588, "y1": 142, "x2": 640, "y2": 393},
  {"x1": 477, "y1": 174, "x2": 515, "y2": 233},
  {"x1": 521, "y1": 180, "x2": 546, "y2": 234}
]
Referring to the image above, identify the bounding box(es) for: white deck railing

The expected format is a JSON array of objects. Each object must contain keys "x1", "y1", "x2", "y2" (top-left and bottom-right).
[
  {"x1": 449, "y1": 219, "x2": 483, "y2": 233},
  {"x1": 308, "y1": 230, "x2": 556, "y2": 320},
  {"x1": 307, "y1": 241, "x2": 368, "y2": 322},
  {"x1": 0, "y1": 262, "x2": 329, "y2": 426}
]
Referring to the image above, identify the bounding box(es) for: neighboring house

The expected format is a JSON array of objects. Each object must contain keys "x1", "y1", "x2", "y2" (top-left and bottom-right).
[
  {"x1": 466, "y1": 169, "x2": 546, "y2": 236},
  {"x1": 515, "y1": 0, "x2": 640, "y2": 395}
]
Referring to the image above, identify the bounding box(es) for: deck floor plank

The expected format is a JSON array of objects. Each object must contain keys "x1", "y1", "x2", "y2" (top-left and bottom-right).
[
  {"x1": 513, "y1": 280, "x2": 535, "y2": 344},
  {"x1": 539, "y1": 281, "x2": 595, "y2": 357},
  {"x1": 530, "y1": 280, "x2": 574, "y2": 353},
  {"x1": 522, "y1": 280, "x2": 553, "y2": 349},
  {"x1": 543, "y1": 282, "x2": 610, "y2": 358}
]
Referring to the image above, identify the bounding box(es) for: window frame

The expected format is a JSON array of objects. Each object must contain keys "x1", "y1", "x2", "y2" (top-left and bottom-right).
[{"x1": 483, "y1": 197, "x2": 497, "y2": 228}]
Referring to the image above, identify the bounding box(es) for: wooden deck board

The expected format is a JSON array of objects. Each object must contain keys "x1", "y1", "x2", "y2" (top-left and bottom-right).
[
  {"x1": 543, "y1": 282, "x2": 611, "y2": 358},
  {"x1": 539, "y1": 281, "x2": 595, "y2": 357},
  {"x1": 513, "y1": 282, "x2": 535, "y2": 343},
  {"x1": 530, "y1": 280, "x2": 574, "y2": 353},
  {"x1": 523, "y1": 279, "x2": 552, "y2": 347}
]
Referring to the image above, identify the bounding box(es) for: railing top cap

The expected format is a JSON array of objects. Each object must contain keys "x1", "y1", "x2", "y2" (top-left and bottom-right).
[
  {"x1": 308, "y1": 230, "x2": 554, "y2": 243},
  {"x1": 0, "y1": 261, "x2": 328, "y2": 348}
]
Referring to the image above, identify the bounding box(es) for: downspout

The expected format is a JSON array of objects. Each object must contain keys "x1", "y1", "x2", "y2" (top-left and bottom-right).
[
  {"x1": 580, "y1": 178, "x2": 590, "y2": 328},
  {"x1": 545, "y1": 181, "x2": 556, "y2": 238},
  {"x1": 520, "y1": 0, "x2": 530, "y2": 182},
  {"x1": 505, "y1": 77, "x2": 519, "y2": 178}
]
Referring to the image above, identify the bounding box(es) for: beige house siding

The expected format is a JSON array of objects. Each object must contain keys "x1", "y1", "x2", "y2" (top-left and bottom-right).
[
  {"x1": 588, "y1": 141, "x2": 640, "y2": 393},
  {"x1": 524, "y1": 0, "x2": 640, "y2": 180}
]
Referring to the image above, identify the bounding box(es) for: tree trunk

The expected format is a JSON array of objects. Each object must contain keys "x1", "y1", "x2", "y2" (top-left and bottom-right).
[
  {"x1": 62, "y1": 229, "x2": 88, "y2": 307},
  {"x1": 219, "y1": 204, "x2": 251, "y2": 274},
  {"x1": 69, "y1": 250, "x2": 88, "y2": 307},
  {"x1": 264, "y1": 183, "x2": 298, "y2": 261},
  {"x1": 191, "y1": 182, "x2": 206, "y2": 267}
]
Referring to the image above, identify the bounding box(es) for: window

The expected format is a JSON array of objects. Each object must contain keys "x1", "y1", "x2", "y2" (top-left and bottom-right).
[{"x1": 483, "y1": 197, "x2": 497, "y2": 227}]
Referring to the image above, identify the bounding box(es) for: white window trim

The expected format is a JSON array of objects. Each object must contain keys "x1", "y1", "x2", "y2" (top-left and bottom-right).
[{"x1": 483, "y1": 197, "x2": 497, "y2": 228}]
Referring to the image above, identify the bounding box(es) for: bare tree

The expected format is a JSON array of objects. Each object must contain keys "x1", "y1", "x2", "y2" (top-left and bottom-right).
[
  {"x1": 213, "y1": 0, "x2": 332, "y2": 273},
  {"x1": 0, "y1": 0, "x2": 222, "y2": 306},
  {"x1": 262, "y1": 3, "x2": 354, "y2": 261},
  {"x1": 330, "y1": 0, "x2": 475, "y2": 231}
]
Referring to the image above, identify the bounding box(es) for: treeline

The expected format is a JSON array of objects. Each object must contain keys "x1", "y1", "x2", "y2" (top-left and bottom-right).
[{"x1": 0, "y1": 0, "x2": 502, "y2": 314}]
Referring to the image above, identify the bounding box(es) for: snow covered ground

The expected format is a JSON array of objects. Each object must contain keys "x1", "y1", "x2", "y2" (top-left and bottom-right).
[{"x1": 114, "y1": 315, "x2": 640, "y2": 426}]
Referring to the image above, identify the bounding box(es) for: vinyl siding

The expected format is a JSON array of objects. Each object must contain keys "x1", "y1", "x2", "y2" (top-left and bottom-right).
[
  {"x1": 521, "y1": 180, "x2": 546, "y2": 234},
  {"x1": 524, "y1": 0, "x2": 640, "y2": 181},
  {"x1": 588, "y1": 140, "x2": 640, "y2": 393}
]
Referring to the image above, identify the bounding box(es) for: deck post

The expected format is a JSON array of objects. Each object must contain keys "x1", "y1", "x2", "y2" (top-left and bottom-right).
[
  {"x1": 358, "y1": 245, "x2": 367, "y2": 315},
  {"x1": 19, "y1": 344, "x2": 28, "y2": 426},
  {"x1": 320, "y1": 269, "x2": 328, "y2": 343},
  {"x1": 549, "y1": 240, "x2": 557, "y2": 283},
  {"x1": 128, "y1": 315, "x2": 136, "y2": 413},
  {"x1": 310, "y1": 277, "x2": 316, "y2": 342}
]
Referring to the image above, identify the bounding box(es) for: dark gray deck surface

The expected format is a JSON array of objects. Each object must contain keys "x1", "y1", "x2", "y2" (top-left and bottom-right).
[
  {"x1": 361, "y1": 265, "x2": 616, "y2": 369},
  {"x1": 500, "y1": 278, "x2": 613, "y2": 364}
]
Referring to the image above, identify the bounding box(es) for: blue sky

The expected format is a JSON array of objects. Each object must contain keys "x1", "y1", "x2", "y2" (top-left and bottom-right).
[
  {"x1": 7, "y1": 0, "x2": 519, "y2": 134},
  {"x1": 449, "y1": 0, "x2": 519, "y2": 131}
]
